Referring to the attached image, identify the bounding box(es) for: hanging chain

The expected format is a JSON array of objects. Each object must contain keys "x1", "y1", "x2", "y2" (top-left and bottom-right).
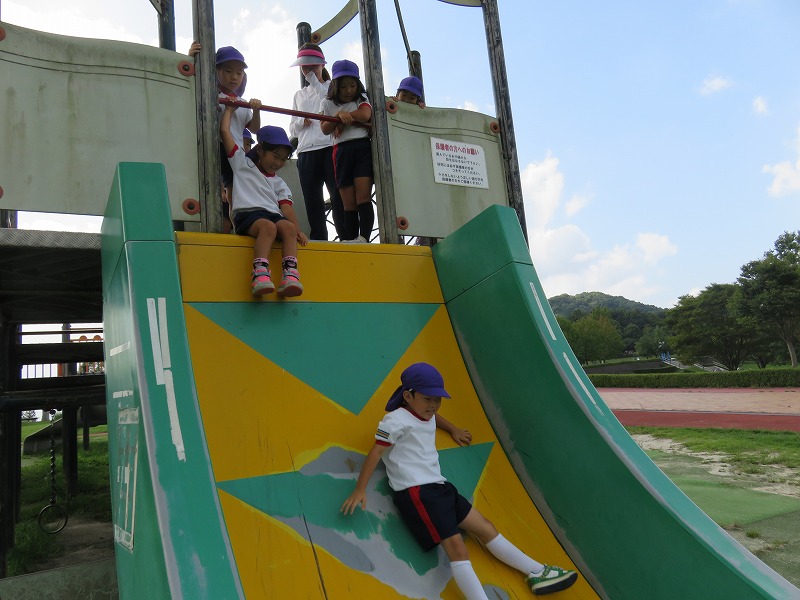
[{"x1": 48, "y1": 408, "x2": 58, "y2": 506}]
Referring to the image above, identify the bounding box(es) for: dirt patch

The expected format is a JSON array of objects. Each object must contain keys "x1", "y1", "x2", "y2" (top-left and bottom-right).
[
  {"x1": 631, "y1": 434, "x2": 800, "y2": 498},
  {"x1": 34, "y1": 516, "x2": 114, "y2": 572}
]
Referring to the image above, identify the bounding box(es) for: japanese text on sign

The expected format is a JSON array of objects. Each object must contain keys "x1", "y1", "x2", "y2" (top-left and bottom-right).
[{"x1": 430, "y1": 137, "x2": 489, "y2": 189}]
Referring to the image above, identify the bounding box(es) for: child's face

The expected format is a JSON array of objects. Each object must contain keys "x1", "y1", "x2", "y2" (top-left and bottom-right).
[
  {"x1": 396, "y1": 90, "x2": 420, "y2": 105},
  {"x1": 404, "y1": 390, "x2": 442, "y2": 421},
  {"x1": 217, "y1": 61, "x2": 245, "y2": 94},
  {"x1": 337, "y1": 77, "x2": 359, "y2": 103},
  {"x1": 257, "y1": 146, "x2": 291, "y2": 175}
]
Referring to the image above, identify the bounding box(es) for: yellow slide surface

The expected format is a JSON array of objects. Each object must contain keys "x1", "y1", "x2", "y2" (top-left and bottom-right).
[{"x1": 176, "y1": 232, "x2": 597, "y2": 599}]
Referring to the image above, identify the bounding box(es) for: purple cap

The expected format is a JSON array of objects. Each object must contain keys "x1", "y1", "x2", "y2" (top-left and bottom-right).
[
  {"x1": 256, "y1": 126, "x2": 293, "y2": 151},
  {"x1": 331, "y1": 59, "x2": 360, "y2": 80},
  {"x1": 385, "y1": 363, "x2": 451, "y2": 411},
  {"x1": 291, "y1": 47, "x2": 326, "y2": 67},
  {"x1": 398, "y1": 76, "x2": 424, "y2": 99},
  {"x1": 216, "y1": 46, "x2": 247, "y2": 67},
  {"x1": 243, "y1": 128, "x2": 254, "y2": 142}
]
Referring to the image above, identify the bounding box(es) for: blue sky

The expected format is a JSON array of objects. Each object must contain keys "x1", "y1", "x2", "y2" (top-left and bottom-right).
[{"x1": 5, "y1": 0, "x2": 800, "y2": 308}]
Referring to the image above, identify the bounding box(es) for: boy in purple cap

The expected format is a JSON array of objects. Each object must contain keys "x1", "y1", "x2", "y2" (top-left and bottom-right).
[
  {"x1": 341, "y1": 363, "x2": 578, "y2": 598},
  {"x1": 320, "y1": 59, "x2": 374, "y2": 243},
  {"x1": 221, "y1": 105, "x2": 308, "y2": 297},
  {"x1": 393, "y1": 75, "x2": 426, "y2": 108}
]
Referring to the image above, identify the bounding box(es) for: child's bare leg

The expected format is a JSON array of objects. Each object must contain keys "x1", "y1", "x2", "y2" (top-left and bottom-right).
[
  {"x1": 276, "y1": 220, "x2": 297, "y2": 257},
  {"x1": 338, "y1": 186, "x2": 359, "y2": 240},
  {"x1": 248, "y1": 219, "x2": 278, "y2": 258},
  {"x1": 441, "y1": 533, "x2": 489, "y2": 600},
  {"x1": 353, "y1": 176, "x2": 374, "y2": 240}
]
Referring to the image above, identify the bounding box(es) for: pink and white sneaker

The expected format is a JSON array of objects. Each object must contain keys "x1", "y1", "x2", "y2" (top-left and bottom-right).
[
  {"x1": 251, "y1": 266, "x2": 275, "y2": 296},
  {"x1": 277, "y1": 268, "x2": 303, "y2": 297}
]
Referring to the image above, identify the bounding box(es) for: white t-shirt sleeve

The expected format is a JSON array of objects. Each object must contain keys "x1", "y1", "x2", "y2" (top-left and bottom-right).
[{"x1": 376, "y1": 412, "x2": 404, "y2": 446}]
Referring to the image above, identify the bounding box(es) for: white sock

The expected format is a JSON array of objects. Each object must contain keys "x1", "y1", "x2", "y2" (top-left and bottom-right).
[
  {"x1": 485, "y1": 534, "x2": 544, "y2": 575},
  {"x1": 450, "y1": 560, "x2": 489, "y2": 600}
]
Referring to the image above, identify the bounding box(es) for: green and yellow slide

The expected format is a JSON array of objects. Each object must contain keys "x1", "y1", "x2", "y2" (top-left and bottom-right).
[{"x1": 101, "y1": 162, "x2": 797, "y2": 599}]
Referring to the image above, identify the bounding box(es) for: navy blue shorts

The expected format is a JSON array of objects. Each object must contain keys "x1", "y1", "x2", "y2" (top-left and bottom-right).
[
  {"x1": 332, "y1": 138, "x2": 373, "y2": 188},
  {"x1": 233, "y1": 209, "x2": 287, "y2": 236},
  {"x1": 393, "y1": 482, "x2": 473, "y2": 551}
]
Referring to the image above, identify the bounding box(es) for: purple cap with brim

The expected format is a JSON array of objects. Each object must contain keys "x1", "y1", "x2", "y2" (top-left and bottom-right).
[
  {"x1": 243, "y1": 128, "x2": 254, "y2": 142},
  {"x1": 398, "y1": 76, "x2": 424, "y2": 99},
  {"x1": 291, "y1": 48, "x2": 326, "y2": 67},
  {"x1": 385, "y1": 363, "x2": 451, "y2": 411},
  {"x1": 216, "y1": 46, "x2": 247, "y2": 67},
  {"x1": 331, "y1": 59, "x2": 360, "y2": 80},
  {"x1": 256, "y1": 126, "x2": 293, "y2": 151}
]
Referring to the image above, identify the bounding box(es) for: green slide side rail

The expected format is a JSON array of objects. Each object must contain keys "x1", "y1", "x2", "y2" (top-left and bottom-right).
[
  {"x1": 433, "y1": 205, "x2": 798, "y2": 600},
  {"x1": 101, "y1": 163, "x2": 242, "y2": 599}
]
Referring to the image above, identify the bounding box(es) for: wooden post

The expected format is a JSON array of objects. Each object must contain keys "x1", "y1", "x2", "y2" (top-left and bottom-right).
[
  {"x1": 482, "y1": 0, "x2": 528, "y2": 243},
  {"x1": 192, "y1": 0, "x2": 222, "y2": 233},
  {"x1": 358, "y1": 0, "x2": 399, "y2": 244}
]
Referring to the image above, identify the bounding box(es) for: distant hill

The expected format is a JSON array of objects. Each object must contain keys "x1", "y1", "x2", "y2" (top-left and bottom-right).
[{"x1": 547, "y1": 292, "x2": 666, "y2": 318}]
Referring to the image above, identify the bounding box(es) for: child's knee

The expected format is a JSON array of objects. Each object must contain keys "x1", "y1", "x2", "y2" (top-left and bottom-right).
[
  {"x1": 278, "y1": 220, "x2": 296, "y2": 237},
  {"x1": 440, "y1": 534, "x2": 469, "y2": 562}
]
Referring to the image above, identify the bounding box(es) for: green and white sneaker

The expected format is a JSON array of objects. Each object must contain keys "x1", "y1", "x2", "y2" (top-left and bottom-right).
[{"x1": 525, "y1": 565, "x2": 578, "y2": 595}]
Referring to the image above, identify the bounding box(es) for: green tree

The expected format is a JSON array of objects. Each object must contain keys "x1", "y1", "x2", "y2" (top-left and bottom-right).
[
  {"x1": 635, "y1": 325, "x2": 669, "y2": 358},
  {"x1": 665, "y1": 283, "x2": 758, "y2": 371},
  {"x1": 735, "y1": 231, "x2": 800, "y2": 368},
  {"x1": 564, "y1": 311, "x2": 623, "y2": 364}
]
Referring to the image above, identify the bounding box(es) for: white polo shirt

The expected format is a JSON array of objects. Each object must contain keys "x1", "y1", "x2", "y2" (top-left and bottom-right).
[
  {"x1": 375, "y1": 407, "x2": 446, "y2": 492},
  {"x1": 226, "y1": 145, "x2": 293, "y2": 217}
]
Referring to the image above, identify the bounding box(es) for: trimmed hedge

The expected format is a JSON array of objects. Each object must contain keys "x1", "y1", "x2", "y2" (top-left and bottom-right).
[{"x1": 588, "y1": 367, "x2": 800, "y2": 389}]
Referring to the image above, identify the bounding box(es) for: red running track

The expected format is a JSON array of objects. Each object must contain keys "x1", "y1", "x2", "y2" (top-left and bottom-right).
[
  {"x1": 599, "y1": 388, "x2": 800, "y2": 431},
  {"x1": 613, "y1": 410, "x2": 800, "y2": 431}
]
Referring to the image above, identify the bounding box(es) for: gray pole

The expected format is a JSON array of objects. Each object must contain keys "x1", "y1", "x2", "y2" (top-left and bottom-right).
[
  {"x1": 296, "y1": 22, "x2": 312, "y2": 88},
  {"x1": 192, "y1": 0, "x2": 222, "y2": 233},
  {"x1": 358, "y1": 0, "x2": 399, "y2": 244},
  {"x1": 158, "y1": 0, "x2": 176, "y2": 51},
  {"x1": 482, "y1": 0, "x2": 528, "y2": 243}
]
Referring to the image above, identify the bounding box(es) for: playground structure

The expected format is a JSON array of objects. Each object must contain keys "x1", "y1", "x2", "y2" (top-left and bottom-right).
[{"x1": 1, "y1": 1, "x2": 799, "y2": 599}]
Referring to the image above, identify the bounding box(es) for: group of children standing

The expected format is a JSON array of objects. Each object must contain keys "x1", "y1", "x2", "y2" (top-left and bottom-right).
[{"x1": 193, "y1": 41, "x2": 427, "y2": 298}]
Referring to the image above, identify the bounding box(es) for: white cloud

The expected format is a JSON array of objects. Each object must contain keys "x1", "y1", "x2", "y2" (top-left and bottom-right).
[
  {"x1": 700, "y1": 75, "x2": 732, "y2": 96},
  {"x1": 636, "y1": 232, "x2": 678, "y2": 264},
  {"x1": 753, "y1": 96, "x2": 769, "y2": 115},
  {"x1": 4, "y1": 1, "x2": 147, "y2": 43},
  {"x1": 521, "y1": 152, "x2": 563, "y2": 231},
  {"x1": 521, "y1": 154, "x2": 677, "y2": 306},
  {"x1": 458, "y1": 100, "x2": 481, "y2": 112},
  {"x1": 763, "y1": 124, "x2": 800, "y2": 197},
  {"x1": 564, "y1": 194, "x2": 589, "y2": 217}
]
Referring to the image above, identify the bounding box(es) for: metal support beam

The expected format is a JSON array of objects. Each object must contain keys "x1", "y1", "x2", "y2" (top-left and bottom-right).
[
  {"x1": 482, "y1": 0, "x2": 528, "y2": 243},
  {"x1": 358, "y1": 0, "x2": 399, "y2": 244},
  {"x1": 296, "y1": 22, "x2": 312, "y2": 88},
  {"x1": 158, "y1": 0, "x2": 176, "y2": 51},
  {"x1": 192, "y1": 0, "x2": 222, "y2": 233}
]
